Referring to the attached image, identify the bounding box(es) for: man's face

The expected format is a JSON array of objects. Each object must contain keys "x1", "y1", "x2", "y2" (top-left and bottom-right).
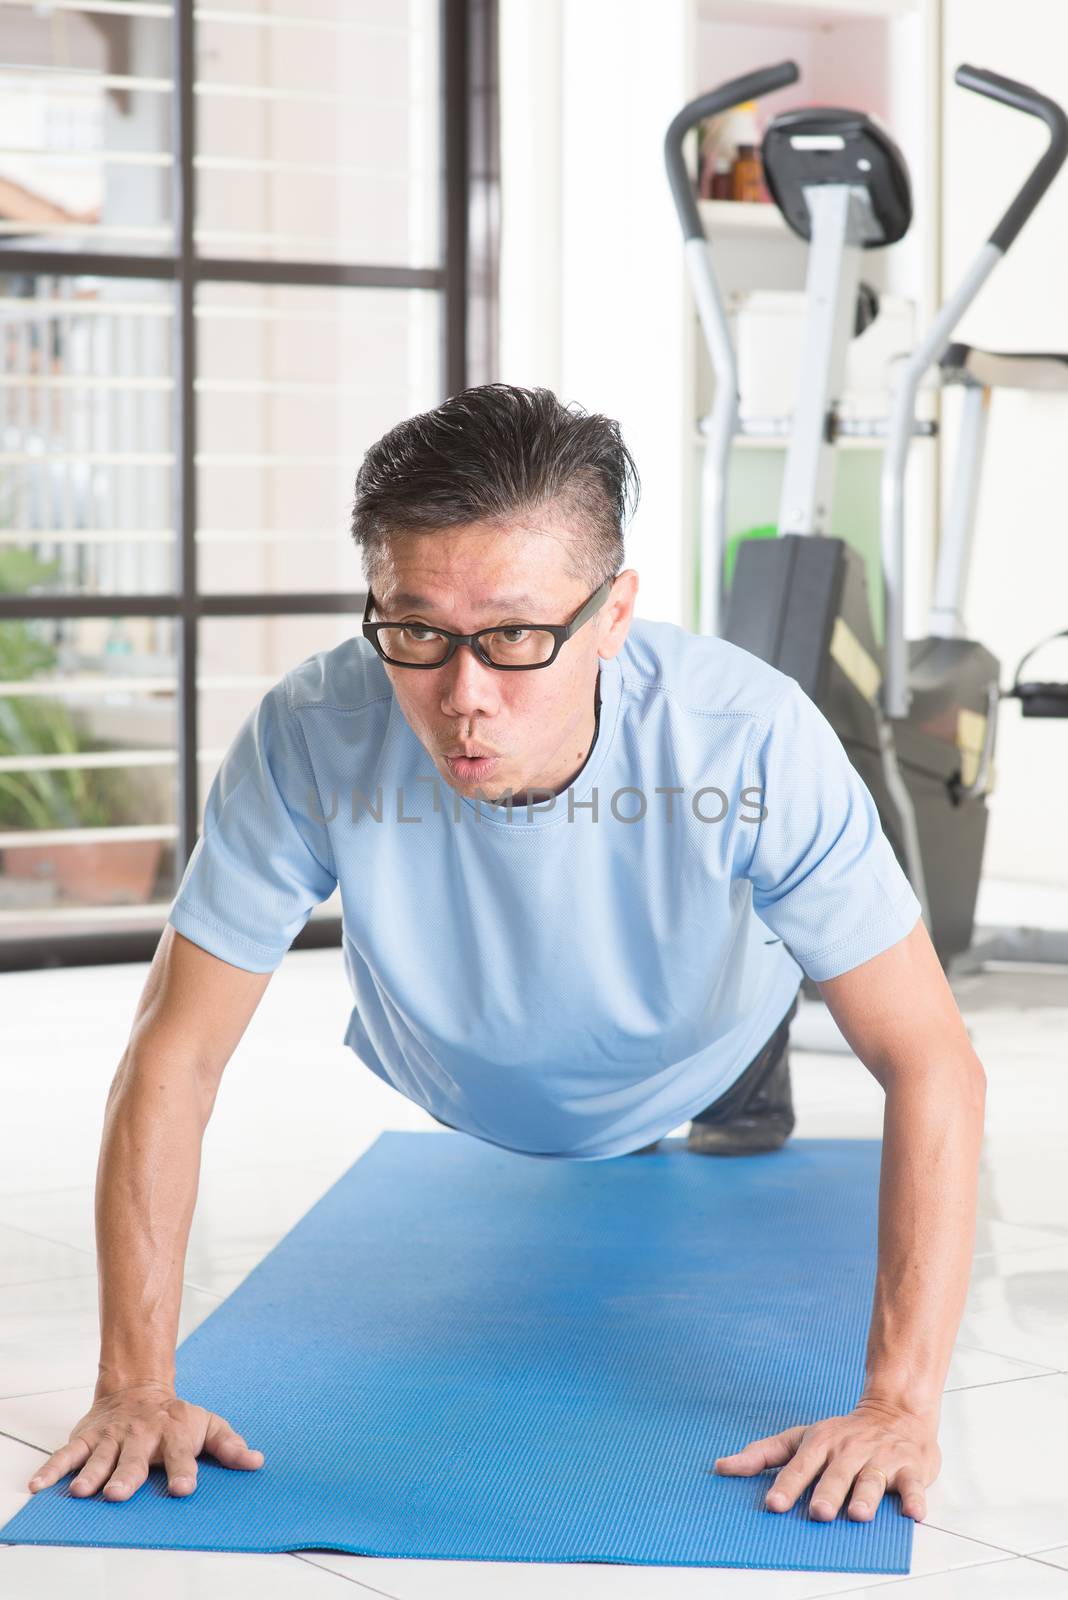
[{"x1": 372, "y1": 517, "x2": 638, "y2": 803}]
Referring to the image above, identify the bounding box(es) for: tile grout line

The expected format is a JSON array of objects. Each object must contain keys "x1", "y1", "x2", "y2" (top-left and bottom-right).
[
  {"x1": 944, "y1": 1369, "x2": 1066, "y2": 1395},
  {"x1": 804, "y1": 1551, "x2": 1018, "y2": 1599},
  {"x1": 0, "y1": 1223, "x2": 97, "y2": 1261},
  {"x1": 954, "y1": 1339, "x2": 1059, "y2": 1364},
  {"x1": 181, "y1": 1279, "x2": 227, "y2": 1301},
  {"x1": 910, "y1": 1520, "x2": 1048, "y2": 1560},
  {"x1": 790, "y1": 1515, "x2": 1061, "y2": 1597},
  {"x1": 0, "y1": 1273, "x2": 99, "y2": 1293},
  {"x1": 0, "y1": 1427, "x2": 48, "y2": 1457},
  {"x1": 1026, "y1": 1535, "x2": 1068, "y2": 1559},
  {"x1": 290, "y1": 1550, "x2": 407, "y2": 1597},
  {"x1": 0, "y1": 1183, "x2": 99, "y2": 1201},
  {"x1": 0, "y1": 1385, "x2": 93, "y2": 1406}
]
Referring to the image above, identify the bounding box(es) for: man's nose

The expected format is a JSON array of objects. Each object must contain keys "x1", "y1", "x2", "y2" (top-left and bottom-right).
[{"x1": 440, "y1": 642, "x2": 501, "y2": 715}]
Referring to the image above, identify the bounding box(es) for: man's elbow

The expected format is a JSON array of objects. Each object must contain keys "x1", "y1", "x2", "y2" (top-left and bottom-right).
[{"x1": 882, "y1": 1045, "x2": 987, "y2": 1108}]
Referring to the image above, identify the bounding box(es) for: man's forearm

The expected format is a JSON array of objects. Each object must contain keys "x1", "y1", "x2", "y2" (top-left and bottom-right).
[
  {"x1": 859, "y1": 1061, "x2": 986, "y2": 1418},
  {"x1": 94, "y1": 1051, "x2": 210, "y2": 1393}
]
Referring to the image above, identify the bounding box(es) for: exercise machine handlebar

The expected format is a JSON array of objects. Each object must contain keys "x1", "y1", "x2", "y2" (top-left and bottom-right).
[
  {"x1": 954, "y1": 65, "x2": 1068, "y2": 253},
  {"x1": 881, "y1": 65, "x2": 1068, "y2": 718},
  {"x1": 663, "y1": 61, "x2": 800, "y2": 243},
  {"x1": 664, "y1": 62, "x2": 799, "y2": 635}
]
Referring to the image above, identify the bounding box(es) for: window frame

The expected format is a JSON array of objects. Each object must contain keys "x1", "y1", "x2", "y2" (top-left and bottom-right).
[{"x1": 0, "y1": 0, "x2": 495, "y2": 973}]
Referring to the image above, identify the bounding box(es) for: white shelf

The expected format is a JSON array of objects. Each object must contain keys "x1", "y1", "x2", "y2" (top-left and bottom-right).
[
  {"x1": 698, "y1": 0, "x2": 918, "y2": 23},
  {"x1": 733, "y1": 433, "x2": 885, "y2": 450},
  {"x1": 693, "y1": 432, "x2": 882, "y2": 451},
  {"x1": 692, "y1": 430, "x2": 931, "y2": 451},
  {"x1": 697, "y1": 198, "x2": 788, "y2": 236}
]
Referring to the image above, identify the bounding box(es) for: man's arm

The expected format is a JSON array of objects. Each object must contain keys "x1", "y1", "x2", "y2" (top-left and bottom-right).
[
  {"x1": 97, "y1": 925, "x2": 275, "y2": 1391},
  {"x1": 28, "y1": 927, "x2": 274, "y2": 1501},
  {"x1": 817, "y1": 915, "x2": 986, "y2": 1423},
  {"x1": 716, "y1": 915, "x2": 985, "y2": 1523}
]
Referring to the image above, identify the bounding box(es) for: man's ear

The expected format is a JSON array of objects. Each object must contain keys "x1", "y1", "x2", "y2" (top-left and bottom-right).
[{"x1": 598, "y1": 571, "x2": 637, "y2": 660}]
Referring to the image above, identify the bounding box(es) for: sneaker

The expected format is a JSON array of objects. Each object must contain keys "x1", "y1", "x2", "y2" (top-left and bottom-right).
[
  {"x1": 686, "y1": 1107, "x2": 793, "y2": 1155},
  {"x1": 626, "y1": 1140, "x2": 661, "y2": 1155}
]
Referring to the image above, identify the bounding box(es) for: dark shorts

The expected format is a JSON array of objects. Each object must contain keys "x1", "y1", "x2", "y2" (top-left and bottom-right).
[{"x1": 691, "y1": 989, "x2": 800, "y2": 1124}]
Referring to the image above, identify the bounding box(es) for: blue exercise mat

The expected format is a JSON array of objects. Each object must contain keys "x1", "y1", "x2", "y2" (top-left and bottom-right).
[{"x1": 1, "y1": 1133, "x2": 913, "y2": 1574}]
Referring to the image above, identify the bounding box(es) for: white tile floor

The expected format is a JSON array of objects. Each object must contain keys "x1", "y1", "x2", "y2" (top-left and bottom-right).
[{"x1": 1, "y1": 947, "x2": 1068, "y2": 1599}]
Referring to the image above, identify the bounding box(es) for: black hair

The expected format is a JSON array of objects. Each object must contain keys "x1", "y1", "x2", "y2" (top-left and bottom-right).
[{"x1": 350, "y1": 382, "x2": 640, "y2": 594}]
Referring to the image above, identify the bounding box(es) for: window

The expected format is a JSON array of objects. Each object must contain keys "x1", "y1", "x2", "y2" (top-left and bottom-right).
[{"x1": 0, "y1": 0, "x2": 497, "y2": 970}]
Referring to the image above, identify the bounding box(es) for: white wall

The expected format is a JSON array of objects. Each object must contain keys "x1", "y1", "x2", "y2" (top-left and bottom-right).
[
  {"x1": 499, "y1": 0, "x2": 695, "y2": 627},
  {"x1": 942, "y1": 1, "x2": 1068, "y2": 893},
  {"x1": 498, "y1": 0, "x2": 563, "y2": 392}
]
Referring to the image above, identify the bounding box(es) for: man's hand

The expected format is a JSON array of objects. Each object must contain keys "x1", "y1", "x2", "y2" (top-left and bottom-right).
[
  {"x1": 26, "y1": 1381, "x2": 265, "y2": 1500},
  {"x1": 714, "y1": 1397, "x2": 940, "y2": 1522}
]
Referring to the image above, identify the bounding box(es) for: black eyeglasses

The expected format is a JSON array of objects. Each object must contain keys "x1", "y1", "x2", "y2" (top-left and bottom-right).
[{"x1": 362, "y1": 577, "x2": 614, "y2": 670}]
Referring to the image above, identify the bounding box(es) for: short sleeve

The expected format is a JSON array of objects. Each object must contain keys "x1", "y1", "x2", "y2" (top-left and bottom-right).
[
  {"x1": 166, "y1": 679, "x2": 338, "y2": 972},
  {"x1": 742, "y1": 678, "x2": 923, "y2": 981}
]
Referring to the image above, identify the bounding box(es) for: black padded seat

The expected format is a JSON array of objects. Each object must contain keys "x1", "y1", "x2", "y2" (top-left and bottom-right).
[{"x1": 941, "y1": 342, "x2": 1068, "y2": 391}]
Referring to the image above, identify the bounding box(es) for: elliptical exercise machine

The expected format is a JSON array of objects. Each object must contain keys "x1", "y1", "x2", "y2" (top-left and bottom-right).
[{"x1": 665, "y1": 62, "x2": 1068, "y2": 972}]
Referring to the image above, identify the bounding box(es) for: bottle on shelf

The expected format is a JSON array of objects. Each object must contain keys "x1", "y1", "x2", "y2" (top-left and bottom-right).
[
  {"x1": 731, "y1": 142, "x2": 765, "y2": 203},
  {"x1": 711, "y1": 155, "x2": 733, "y2": 201},
  {"x1": 698, "y1": 99, "x2": 769, "y2": 205}
]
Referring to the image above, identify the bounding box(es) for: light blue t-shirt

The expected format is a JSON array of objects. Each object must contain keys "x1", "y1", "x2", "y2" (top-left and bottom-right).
[{"x1": 166, "y1": 615, "x2": 921, "y2": 1161}]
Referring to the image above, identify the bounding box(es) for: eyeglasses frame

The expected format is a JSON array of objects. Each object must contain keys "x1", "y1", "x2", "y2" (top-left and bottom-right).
[{"x1": 361, "y1": 575, "x2": 614, "y2": 670}]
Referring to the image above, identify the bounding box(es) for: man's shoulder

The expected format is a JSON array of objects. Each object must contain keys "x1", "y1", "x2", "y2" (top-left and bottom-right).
[
  {"x1": 620, "y1": 615, "x2": 794, "y2": 725},
  {"x1": 280, "y1": 636, "x2": 393, "y2": 717}
]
